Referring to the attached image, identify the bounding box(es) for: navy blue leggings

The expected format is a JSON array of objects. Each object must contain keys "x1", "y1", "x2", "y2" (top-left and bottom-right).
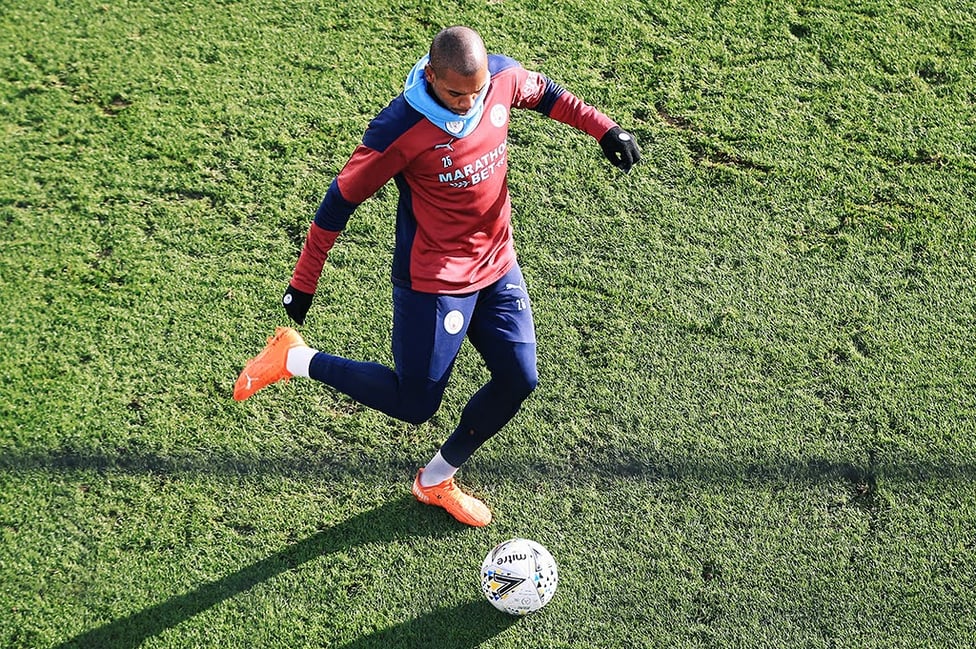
[{"x1": 309, "y1": 264, "x2": 537, "y2": 467}]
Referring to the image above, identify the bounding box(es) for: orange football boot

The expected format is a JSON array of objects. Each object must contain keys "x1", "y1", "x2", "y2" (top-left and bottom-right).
[
  {"x1": 412, "y1": 469, "x2": 492, "y2": 527},
  {"x1": 233, "y1": 327, "x2": 306, "y2": 401}
]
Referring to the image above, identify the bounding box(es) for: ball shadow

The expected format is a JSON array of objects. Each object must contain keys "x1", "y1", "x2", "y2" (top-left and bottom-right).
[{"x1": 336, "y1": 600, "x2": 518, "y2": 649}]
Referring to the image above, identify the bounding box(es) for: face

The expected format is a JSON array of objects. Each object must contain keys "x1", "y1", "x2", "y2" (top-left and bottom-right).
[{"x1": 424, "y1": 64, "x2": 490, "y2": 115}]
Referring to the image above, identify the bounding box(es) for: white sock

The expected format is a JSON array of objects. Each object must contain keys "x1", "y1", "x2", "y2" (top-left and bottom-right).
[
  {"x1": 285, "y1": 346, "x2": 317, "y2": 379},
  {"x1": 420, "y1": 451, "x2": 458, "y2": 487}
]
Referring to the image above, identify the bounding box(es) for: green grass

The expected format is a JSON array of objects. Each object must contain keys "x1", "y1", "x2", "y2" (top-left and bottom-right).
[{"x1": 2, "y1": 0, "x2": 975, "y2": 647}]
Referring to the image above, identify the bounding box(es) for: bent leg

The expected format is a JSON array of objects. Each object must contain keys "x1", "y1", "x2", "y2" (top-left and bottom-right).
[
  {"x1": 438, "y1": 339, "x2": 538, "y2": 467},
  {"x1": 438, "y1": 264, "x2": 538, "y2": 467},
  {"x1": 307, "y1": 285, "x2": 476, "y2": 425},
  {"x1": 308, "y1": 355, "x2": 446, "y2": 425}
]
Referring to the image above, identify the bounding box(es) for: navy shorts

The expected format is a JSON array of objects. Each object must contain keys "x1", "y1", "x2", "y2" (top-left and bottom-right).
[{"x1": 392, "y1": 262, "x2": 536, "y2": 384}]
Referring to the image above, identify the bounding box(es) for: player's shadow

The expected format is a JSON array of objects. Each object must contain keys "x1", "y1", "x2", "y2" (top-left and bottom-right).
[
  {"x1": 52, "y1": 496, "x2": 510, "y2": 649},
  {"x1": 335, "y1": 600, "x2": 517, "y2": 649}
]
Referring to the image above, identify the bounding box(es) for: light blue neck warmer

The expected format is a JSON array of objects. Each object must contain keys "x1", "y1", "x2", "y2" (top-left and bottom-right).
[{"x1": 403, "y1": 54, "x2": 487, "y2": 138}]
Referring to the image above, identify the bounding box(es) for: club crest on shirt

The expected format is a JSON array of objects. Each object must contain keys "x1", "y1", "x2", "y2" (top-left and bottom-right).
[{"x1": 490, "y1": 104, "x2": 508, "y2": 128}]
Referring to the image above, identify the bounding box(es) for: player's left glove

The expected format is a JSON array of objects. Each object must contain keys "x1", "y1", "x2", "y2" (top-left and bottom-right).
[{"x1": 599, "y1": 126, "x2": 641, "y2": 173}]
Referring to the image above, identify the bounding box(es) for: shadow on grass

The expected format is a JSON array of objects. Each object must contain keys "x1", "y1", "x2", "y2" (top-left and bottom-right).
[
  {"x1": 335, "y1": 600, "x2": 518, "y2": 649},
  {"x1": 9, "y1": 442, "x2": 974, "y2": 646},
  {"x1": 0, "y1": 448, "x2": 976, "y2": 484},
  {"x1": 3, "y1": 443, "x2": 974, "y2": 486},
  {"x1": 51, "y1": 496, "x2": 505, "y2": 649}
]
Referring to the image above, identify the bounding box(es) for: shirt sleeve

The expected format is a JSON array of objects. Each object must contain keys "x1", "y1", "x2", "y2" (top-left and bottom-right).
[
  {"x1": 294, "y1": 138, "x2": 408, "y2": 292},
  {"x1": 290, "y1": 222, "x2": 340, "y2": 293},
  {"x1": 314, "y1": 143, "x2": 408, "y2": 231},
  {"x1": 511, "y1": 67, "x2": 618, "y2": 140}
]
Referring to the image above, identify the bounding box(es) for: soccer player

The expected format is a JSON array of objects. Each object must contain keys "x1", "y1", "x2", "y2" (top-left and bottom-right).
[{"x1": 234, "y1": 26, "x2": 640, "y2": 527}]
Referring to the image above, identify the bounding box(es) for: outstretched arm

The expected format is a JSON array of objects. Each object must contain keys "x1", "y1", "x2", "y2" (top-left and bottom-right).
[
  {"x1": 513, "y1": 65, "x2": 641, "y2": 172},
  {"x1": 283, "y1": 142, "x2": 406, "y2": 324}
]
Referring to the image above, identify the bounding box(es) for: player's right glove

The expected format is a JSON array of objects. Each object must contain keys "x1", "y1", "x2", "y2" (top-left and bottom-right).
[
  {"x1": 283, "y1": 221, "x2": 340, "y2": 325},
  {"x1": 599, "y1": 126, "x2": 641, "y2": 173},
  {"x1": 282, "y1": 284, "x2": 314, "y2": 325}
]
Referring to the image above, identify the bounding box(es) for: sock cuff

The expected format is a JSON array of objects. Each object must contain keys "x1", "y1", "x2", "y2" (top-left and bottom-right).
[
  {"x1": 285, "y1": 346, "x2": 317, "y2": 379},
  {"x1": 420, "y1": 451, "x2": 458, "y2": 487}
]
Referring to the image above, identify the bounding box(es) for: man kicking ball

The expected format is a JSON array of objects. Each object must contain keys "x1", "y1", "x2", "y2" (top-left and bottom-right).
[{"x1": 235, "y1": 25, "x2": 639, "y2": 526}]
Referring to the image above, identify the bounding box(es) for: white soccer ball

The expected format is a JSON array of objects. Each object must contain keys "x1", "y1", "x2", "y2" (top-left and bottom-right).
[{"x1": 480, "y1": 538, "x2": 558, "y2": 615}]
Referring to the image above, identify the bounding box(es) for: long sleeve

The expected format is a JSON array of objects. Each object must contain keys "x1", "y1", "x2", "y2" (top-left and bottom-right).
[
  {"x1": 291, "y1": 130, "x2": 410, "y2": 292},
  {"x1": 509, "y1": 64, "x2": 618, "y2": 140}
]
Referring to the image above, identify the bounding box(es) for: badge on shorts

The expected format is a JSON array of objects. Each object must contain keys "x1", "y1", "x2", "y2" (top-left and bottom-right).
[{"x1": 444, "y1": 310, "x2": 465, "y2": 335}]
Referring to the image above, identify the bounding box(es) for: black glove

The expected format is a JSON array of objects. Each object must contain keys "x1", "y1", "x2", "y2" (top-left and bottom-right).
[
  {"x1": 282, "y1": 284, "x2": 313, "y2": 325},
  {"x1": 599, "y1": 126, "x2": 641, "y2": 172}
]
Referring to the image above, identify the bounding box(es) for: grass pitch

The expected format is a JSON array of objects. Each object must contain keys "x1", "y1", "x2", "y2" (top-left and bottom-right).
[{"x1": 2, "y1": 1, "x2": 975, "y2": 647}]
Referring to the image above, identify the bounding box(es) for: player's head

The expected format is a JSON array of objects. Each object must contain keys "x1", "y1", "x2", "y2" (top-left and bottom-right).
[{"x1": 424, "y1": 26, "x2": 489, "y2": 115}]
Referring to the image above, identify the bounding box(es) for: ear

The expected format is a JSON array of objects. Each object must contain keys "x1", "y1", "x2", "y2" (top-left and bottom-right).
[{"x1": 424, "y1": 64, "x2": 435, "y2": 84}]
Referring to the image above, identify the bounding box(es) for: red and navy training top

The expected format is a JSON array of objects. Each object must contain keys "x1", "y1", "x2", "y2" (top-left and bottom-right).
[{"x1": 291, "y1": 55, "x2": 617, "y2": 295}]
